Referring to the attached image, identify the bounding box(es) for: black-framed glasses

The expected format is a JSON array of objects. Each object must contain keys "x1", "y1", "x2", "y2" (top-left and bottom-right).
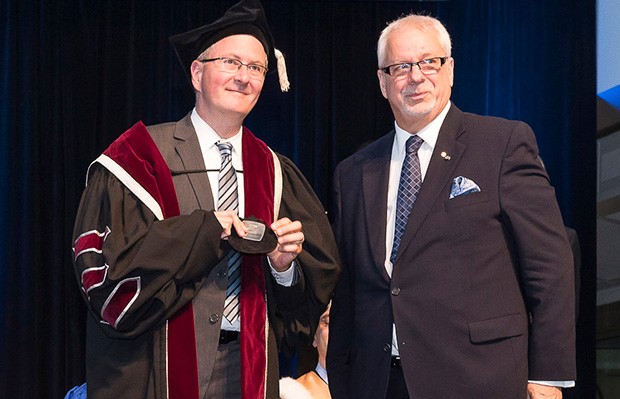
[
  {"x1": 199, "y1": 57, "x2": 268, "y2": 79},
  {"x1": 380, "y1": 57, "x2": 449, "y2": 79}
]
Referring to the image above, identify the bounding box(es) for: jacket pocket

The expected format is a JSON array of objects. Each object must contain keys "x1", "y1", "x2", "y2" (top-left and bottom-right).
[
  {"x1": 444, "y1": 191, "x2": 489, "y2": 211},
  {"x1": 468, "y1": 313, "x2": 525, "y2": 343}
]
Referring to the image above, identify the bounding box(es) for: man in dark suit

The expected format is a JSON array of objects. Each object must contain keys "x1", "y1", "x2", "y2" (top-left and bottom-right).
[
  {"x1": 327, "y1": 14, "x2": 575, "y2": 399},
  {"x1": 71, "y1": 1, "x2": 339, "y2": 398}
]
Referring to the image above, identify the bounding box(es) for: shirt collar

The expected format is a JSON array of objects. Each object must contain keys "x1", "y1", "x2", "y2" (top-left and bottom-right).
[
  {"x1": 190, "y1": 108, "x2": 243, "y2": 153},
  {"x1": 393, "y1": 101, "x2": 451, "y2": 153}
]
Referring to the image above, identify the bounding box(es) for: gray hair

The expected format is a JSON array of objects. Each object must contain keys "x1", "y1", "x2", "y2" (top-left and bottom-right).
[
  {"x1": 377, "y1": 14, "x2": 452, "y2": 67},
  {"x1": 197, "y1": 40, "x2": 269, "y2": 68}
]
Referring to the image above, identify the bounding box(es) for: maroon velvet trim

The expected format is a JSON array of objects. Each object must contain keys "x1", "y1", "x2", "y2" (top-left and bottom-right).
[
  {"x1": 81, "y1": 265, "x2": 108, "y2": 294},
  {"x1": 72, "y1": 228, "x2": 109, "y2": 261},
  {"x1": 101, "y1": 278, "x2": 139, "y2": 326},
  {"x1": 168, "y1": 303, "x2": 200, "y2": 399},
  {"x1": 240, "y1": 127, "x2": 274, "y2": 399},
  {"x1": 101, "y1": 121, "x2": 199, "y2": 399},
  {"x1": 102, "y1": 121, "x2": 180, "y2": 219}
]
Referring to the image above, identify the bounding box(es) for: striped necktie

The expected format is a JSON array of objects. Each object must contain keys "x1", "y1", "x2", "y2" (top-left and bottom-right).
[
  {"x1": 216, "y1": 141, "x2": 241, "y2": 324},
  {"x1": 390, "y1": 135, "x2": 424, "y2": 264}
]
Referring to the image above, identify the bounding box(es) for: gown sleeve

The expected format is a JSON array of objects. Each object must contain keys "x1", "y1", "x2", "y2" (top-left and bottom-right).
[{"x1": 72, "y1": 163, "x2": 226, "y2": 339}]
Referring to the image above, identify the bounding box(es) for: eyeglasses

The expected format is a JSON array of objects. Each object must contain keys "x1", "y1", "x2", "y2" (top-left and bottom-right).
[
  {"x1": 199, "y1": 57, "x2": 268, "y2": 79},
  {"x1": 380, "y1": 57, "x2": 449, "y2": 79}
]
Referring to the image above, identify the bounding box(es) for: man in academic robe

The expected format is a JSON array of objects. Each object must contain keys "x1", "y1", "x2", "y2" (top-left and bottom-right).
[{"x1": 71, "y1": 1, "x2": 339, "y2": 398}]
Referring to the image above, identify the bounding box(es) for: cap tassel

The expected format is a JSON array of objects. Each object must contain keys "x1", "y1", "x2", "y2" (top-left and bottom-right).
[{"x1": 274, "y1": 48, "x2": 290, "y2": 92}]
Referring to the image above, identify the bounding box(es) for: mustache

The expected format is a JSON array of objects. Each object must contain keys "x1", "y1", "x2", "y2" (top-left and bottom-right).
[
  {"x1": 401, "y1": 83, "x2": 427, "y2": 95},
  {"x1": 402, "y1": 88, "x2": 425, "y2": 96}
]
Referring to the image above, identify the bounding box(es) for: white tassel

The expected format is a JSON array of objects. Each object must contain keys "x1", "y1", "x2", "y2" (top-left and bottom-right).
[{"x1": 274, "y1": 48, "x2": 290, "y2": 92}]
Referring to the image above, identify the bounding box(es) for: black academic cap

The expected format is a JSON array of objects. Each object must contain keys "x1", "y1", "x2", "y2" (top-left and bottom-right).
[{"x1": 169, "y1": 0, "x2": 289, "y2": 91}]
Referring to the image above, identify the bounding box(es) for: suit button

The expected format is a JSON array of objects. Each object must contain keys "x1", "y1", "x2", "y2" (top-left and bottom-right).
[
  {"x1": 209, "y1": 314, "x2": 220, "y2": 324},
  {"x1": 391, "y1": 287, "x2": 401, "y2": 296},
  {"x1": 383, "y1": 343, "x2": 391, "y2": 352}
]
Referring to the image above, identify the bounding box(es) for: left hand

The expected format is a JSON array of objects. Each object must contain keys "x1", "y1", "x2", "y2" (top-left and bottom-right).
[
  {"x1": 267, "y1": 217, "x2": 304, "y2": 272},
  {"x1": 527, "y1": 383, "x2": 562, "y2": 399}
]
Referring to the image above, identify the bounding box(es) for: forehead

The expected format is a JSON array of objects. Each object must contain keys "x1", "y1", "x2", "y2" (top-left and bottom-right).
[
  {"x1": 386, "y1": 26, "x2": 443, "y2": 60},
  {"x1": 209, "y1": 34, "x2": 267, "y2": 61}
]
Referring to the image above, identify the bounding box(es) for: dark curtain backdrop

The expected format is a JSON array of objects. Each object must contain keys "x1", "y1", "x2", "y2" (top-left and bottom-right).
[{"x1": 0, "y1": 1, "x2": 596, "y2": 398}]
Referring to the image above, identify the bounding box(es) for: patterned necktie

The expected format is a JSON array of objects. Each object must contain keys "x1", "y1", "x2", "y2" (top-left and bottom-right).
[
  {"x1": 216, "y1": 141, "x2": 241, "y2": 324},
  {"x1": 390, "y1": 135, "x2": 424, "y2": 264}
]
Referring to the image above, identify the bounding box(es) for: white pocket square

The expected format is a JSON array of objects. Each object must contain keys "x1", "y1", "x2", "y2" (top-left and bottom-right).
[{"x1": 449, "y1": 176, "x2": 481, "y2": 199}]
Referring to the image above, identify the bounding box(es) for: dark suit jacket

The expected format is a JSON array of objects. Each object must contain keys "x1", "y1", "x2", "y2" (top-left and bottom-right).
[{"x1": 327, "y1": 105, "x2": 576, "y2": 399}]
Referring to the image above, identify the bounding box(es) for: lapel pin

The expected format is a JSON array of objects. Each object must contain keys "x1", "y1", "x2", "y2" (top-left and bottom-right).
[{"x1": 440, "y1": 151, "x2": 451, "y2": 160}]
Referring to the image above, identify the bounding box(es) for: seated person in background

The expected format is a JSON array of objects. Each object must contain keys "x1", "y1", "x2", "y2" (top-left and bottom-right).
[{"x1": 280, "y1": 302, "x2": 331, "y2": 399}]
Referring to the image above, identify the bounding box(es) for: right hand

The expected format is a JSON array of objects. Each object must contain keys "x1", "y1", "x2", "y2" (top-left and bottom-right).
[{"x1": 214, "y1": 210, "x2": 247, "y2": 240}]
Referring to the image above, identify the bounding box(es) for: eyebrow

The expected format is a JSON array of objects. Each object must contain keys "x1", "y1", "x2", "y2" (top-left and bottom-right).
[
  {"x1": 221, "y1": 53, "x2": 267, "y2": 66},
  {"x1": 391, "y1": 53, "x2": 436, "y2": 63}
]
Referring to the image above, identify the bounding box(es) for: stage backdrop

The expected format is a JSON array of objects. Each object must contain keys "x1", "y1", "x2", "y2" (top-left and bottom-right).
[{"x1": 0, "y1": 1, "x2": 595, "y2": 398}]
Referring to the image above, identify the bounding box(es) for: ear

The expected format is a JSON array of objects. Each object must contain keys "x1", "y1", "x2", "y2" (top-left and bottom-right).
[
  {"x1": 190, "y1": 60, "x2": 204, "y2": 92},
  {"x1": 377, "y1": 69, "x2": 388, "y2": 99}
]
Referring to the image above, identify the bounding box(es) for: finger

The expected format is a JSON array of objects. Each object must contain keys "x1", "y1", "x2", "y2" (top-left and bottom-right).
[
  {"x1": 277, "y1": 231, "x2": 304, "y2": 246},
  {"x1": 220, "y1": 225, "x2": 232, "y2": 239},
  {"x1": 215, "y1": 210, "x2": 235, "y2": 228},
  {"x1": 277, "y1": 241, "x2": 303, "y2": 254},
  {"x1": 271, "y1": 217, "x2": 292, "y2": 231},
  {"x1": 272, "y1": 218, "x2": 304, "y2": 237},
  {"x1": 231, "y1": 215, "x2": 247, "y2": 237}
]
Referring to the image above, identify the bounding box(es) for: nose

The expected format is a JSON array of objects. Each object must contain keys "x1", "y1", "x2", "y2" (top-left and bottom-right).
[
  {"x1": 234, "y1": 65, "x2": 251, "y2": 83},
  {"x1": 407, "y1": 65, "x2": 426, "y2": 82}
]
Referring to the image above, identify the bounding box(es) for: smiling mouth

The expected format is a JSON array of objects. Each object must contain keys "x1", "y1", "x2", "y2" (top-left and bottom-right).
[
  {"x1": 405, "y1": 91, "x2": 427, "y2": 100},
  {"x1": 227, "y1": 89, "x2": 249, "y2": 95}
]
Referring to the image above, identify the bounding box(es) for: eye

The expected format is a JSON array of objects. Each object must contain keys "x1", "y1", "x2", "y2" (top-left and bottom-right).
[
  {"x1": 388, "y1": 63, "x2": 411, "y2": 75},
  {"x1": 247, "y1": 64, "x2": 262, "y2": 72},
  {"x1": 420, "y1": 58, "x2": 438, "y2": 65},
  {"x1": 221, "y1": 58, "x2": 238, "y2": 65}
]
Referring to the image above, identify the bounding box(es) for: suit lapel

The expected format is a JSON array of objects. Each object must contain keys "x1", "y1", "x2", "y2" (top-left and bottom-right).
[
  {"x1": 395, "y1": 106, "x2": 466, "y2": 262},
  {"x1": 172, "y1": 115, "x2": 215, "y2": 212},
  {"x1": 362, "y1": 133, "x2": 394, "y2": 282}
]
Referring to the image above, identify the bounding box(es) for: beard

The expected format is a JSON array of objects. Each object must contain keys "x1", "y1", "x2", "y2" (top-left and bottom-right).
[{"x1": 401, "y1": 90, "x2": 436, "y2": 118}]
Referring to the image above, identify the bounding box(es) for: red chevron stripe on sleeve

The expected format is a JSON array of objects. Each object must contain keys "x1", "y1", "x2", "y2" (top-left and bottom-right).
[
  {"x1": 101, "y1": 277, "x2": 141, "y2": 329},
  {"x1": 73, "y1": 227, "x2": 111, "y2": 261},
  {"x1": 81, "y1": 265, "x2": 109, "y2": 298}
]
